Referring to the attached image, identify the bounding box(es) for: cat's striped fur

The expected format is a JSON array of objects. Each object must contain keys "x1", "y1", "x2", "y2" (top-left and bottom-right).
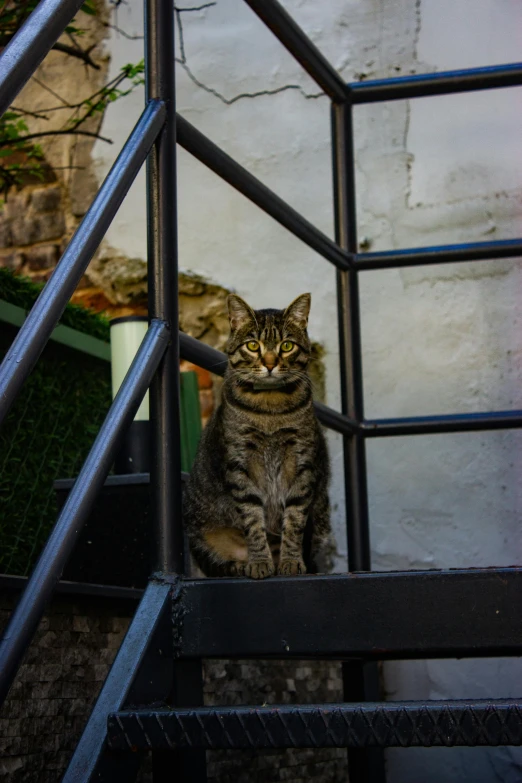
[{"x1": 184, "y1": 293, "x2": 331, "y2": 579}]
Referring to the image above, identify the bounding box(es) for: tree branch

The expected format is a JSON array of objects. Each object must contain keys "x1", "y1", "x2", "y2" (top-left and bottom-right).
[
  {"x1": 52, "y1": 41, "x2": 100, "y2": 69},
  {"x1": 1, "y1": 32, "x2": 100, "y2": 68},
  {"x1": 0, "y1": 129, "x2": 113, "y2": 147}
]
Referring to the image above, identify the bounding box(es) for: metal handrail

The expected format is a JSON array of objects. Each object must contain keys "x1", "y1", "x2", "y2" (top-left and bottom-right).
[
  {"x1": 0, "y1": 321, "x2": 170, "y2": 704},
  {"x1": 349, "y1": 62, "x2": 522, "y2": 103},
  {"x1": 0, "y1": 100, "x2": 165, "y2": 426},
  {"x1": 0, "y1": 0, "x2": 85, "y2": 115},
  {"x1": 355, "y1": 238, "x2": 522, "y2": 270},
  {"x1": 176, "y1": 116, "x2": 352, "y2": 271},
  {"x1": 243, "y1": 0, "x2": 349, "y2": 102},
  {"x1": 363, "y1": 410, "x2": 522, "y2": 437}
]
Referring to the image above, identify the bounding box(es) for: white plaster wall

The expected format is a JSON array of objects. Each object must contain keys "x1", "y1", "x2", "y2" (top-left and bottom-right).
[{"x1": 93, "y1": 1, "x2": 522, "y2": 779}]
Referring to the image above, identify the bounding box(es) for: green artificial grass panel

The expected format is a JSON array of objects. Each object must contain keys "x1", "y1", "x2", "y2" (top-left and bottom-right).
[
  {"x1": 0, "y1": 267, "x2": 110, "y2": 342},
  {"x1": 0, "y1": 330, "x2": 112, "y2": 576}
]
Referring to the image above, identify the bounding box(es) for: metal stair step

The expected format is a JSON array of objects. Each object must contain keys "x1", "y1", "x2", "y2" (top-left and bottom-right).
[
  {"x1": 175, "y1": 567, "x2": 522, "y2": 659},
  {"x1": 108, "y1": 700, "x2": 522, "y2": 750}
]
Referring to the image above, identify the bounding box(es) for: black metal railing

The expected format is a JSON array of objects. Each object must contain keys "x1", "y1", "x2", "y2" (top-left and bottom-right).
[{"x1": 0, "y1": 0, "x2": 521, "y2": 780}]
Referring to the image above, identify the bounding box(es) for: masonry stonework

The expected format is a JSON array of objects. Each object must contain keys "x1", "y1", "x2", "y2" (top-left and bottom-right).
[{"x1": 0, "y1": 590, "x2": 347, "y2": 783}]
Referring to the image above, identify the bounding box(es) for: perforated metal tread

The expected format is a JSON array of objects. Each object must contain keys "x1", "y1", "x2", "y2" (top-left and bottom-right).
[{"x1": 108, "y1": 700, "x2": 522, "y2": 750}]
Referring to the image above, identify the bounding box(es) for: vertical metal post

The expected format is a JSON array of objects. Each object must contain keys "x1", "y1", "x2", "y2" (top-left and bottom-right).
[
  {"x1": 145, "y1": 4, "x2": 207, "y2": 782},
  {"x1": 145, "y1": 0, "x2": 182, "y2": 574},
  {"x1": 331, "y1": 101, "x2": 386, "y2": 783},
  {"x1": 331, "y1": 104, "x2": 370, "y2": 573}
]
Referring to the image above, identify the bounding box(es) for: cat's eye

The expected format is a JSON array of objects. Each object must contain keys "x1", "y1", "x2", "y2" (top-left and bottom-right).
[
  {"x1": 246, "y1": 340, "x2": 259, "y2": 351},
  {"x1": 280, "y1": 340, "x2": 294, "y2": 352}
]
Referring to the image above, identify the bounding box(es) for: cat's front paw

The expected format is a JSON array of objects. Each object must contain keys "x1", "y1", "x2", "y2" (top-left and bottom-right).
[
  {"x1": 245, "y1": 559, "x2": 275, "y2": 579},
  {"x1": 227, "y1": 561, "x2": 246, "y2": 577},
  {"x1": 278, "y1": 558, "x2": 306, "y2": 576}
]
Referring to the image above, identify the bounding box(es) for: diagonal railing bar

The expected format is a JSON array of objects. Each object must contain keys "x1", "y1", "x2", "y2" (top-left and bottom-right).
[
  {"x1": 179, "y1": 332, "x2": 358, "y2": 435},
  {"x1": 0, "y1": 319, "x2": 170, "y2": 706},
  {"x1": 0, "y1": 0, "x2": 86, "y2": 117},
  {"x1": 176, "y1": 115, "x2": 352, "y2": 272},
  {"x1": 63, "y1": 581, "x2": 172, "y2": 783},
  {"x1": 362, "y1": 409, "x2": 522, "y2": 438},
  {"x1": 349, "y1": 62, "x2": 522, "y2": 104},
  {"x1": 0, "y1": 100, "x2": 165, "y2": 428},
  {"x1": 355, "y1": 238, "x2": 522, "y2": 271},
  {"x1": 242, "y1": 0, "x2": 349, "y2": 103}
]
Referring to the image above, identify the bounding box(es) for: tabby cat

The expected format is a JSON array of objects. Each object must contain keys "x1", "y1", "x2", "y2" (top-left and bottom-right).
[{"x1": 184, "y1": 293, "x2": 331, "y2": 579}]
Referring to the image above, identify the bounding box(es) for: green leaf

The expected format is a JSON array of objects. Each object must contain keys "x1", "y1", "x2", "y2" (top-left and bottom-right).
[{"x1": 81, "y1": 0, "x2": 96, "y2": 15}]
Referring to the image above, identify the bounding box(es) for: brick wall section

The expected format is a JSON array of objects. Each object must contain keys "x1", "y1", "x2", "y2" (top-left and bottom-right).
[
  {"x1": 0, "y1": 590, "x2": 347, "y2": 782},
  {"x1": 180, "y1": 360, "x2": 215, "y2": 426},
  {"x1": 0, "y1": 184, "x2": 66, "y2": 283},
  {"x1": 0, "y1": 591, "x2": 134, "y2": 783},
  {"x1": 204, "y1": 660, "x2": 347, "y2": 783}
]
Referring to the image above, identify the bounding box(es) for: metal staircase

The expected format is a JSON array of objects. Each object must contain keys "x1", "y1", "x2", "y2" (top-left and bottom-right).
[{"x1": 0, "y1": 0, "x2": 521, "y2": 781}]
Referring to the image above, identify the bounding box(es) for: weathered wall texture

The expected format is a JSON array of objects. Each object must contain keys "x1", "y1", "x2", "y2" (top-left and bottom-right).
[
  {"x1": 92, "y1": 0, "x2": 522, "y2": 780},
  {"x1": 0, "y1": 0, "x2": 109, "y2": 280}
]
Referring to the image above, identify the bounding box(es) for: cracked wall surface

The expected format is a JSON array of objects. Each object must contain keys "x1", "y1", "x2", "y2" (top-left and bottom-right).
[{"x1": 93, "y1": 1, "x2": 522, "y2": 781}]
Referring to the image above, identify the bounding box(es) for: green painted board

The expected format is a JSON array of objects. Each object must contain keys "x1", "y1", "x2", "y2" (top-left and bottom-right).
[{"x1": 0, "y1": 299, "x2": 111, "y2": 362}]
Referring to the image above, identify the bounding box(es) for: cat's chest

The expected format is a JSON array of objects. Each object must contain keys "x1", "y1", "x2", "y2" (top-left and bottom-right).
[{"x1": 238, "y1": 431, "x2": 299, "y2": 491}]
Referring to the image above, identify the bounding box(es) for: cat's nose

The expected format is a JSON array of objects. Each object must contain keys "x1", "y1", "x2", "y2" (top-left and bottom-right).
[{"x1": 264, "y1": 352, "x2": 277, "y2": 372}]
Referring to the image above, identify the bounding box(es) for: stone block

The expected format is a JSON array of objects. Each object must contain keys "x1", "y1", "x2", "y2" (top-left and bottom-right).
[
  {"x1": 0, "y1": 214, "x2": 11, "y2": 247},
  {"x1": 23, "y1": 244, "x2": 59, "y2": 271},
  {"x1": 0, "y1": 248, "x2": 24, "y2": 269},
  {"x1": 30, "y1": 186, "x2": 62, "y2": 214},
  {"x1": 10, "y1": 211, "x2": 65, "y2": 245},
  {"x1": 72, "y1": 616, "x2": 90, "y2": 633},
  {"x1": 4, "y1": 191, "x2": 30, "y2": 221}
]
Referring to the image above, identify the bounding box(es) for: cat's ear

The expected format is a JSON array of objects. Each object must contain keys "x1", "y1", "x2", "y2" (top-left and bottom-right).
[
  {"x1": 227, "y1": 294, "x2": 257, "y2": 332},
  {"x1": 284, "y1": 293, "x2": 311, "y2": 329}
]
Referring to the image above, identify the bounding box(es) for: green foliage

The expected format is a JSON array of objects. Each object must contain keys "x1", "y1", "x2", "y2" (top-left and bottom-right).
[
  {"x1": 0, "y1": 267, "x2": 110, "y2": 341},
  {"x1": 0, "y1": 0, "x2": 145, "y2": 195},
  {"x1": 0, "y1": 0, "x2": 96, "y2": 44}
]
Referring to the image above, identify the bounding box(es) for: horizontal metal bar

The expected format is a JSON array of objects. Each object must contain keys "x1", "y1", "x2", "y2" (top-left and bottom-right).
[
  {"x1": 179, "y1": 331, "x2": 358, "y2": 434},
  {"x1": 241, "y1": 0, "x2": 349, "y2": 102},
  {"x1": 54, "y1": 471, "x2": 189, "y2": 492},
  {"x1": 314, "y1": 401, "x2": 358, "y2": 436},
  {"x1": 0, "y1": 320, "x2": 169, "y2": 706},
  {"x1": 355, "y1": 238, "x2": 522, "y2": 271},
  {"x1": 362, "y1": 410, "x2": 522, "y2": 437},
  {"x1": 0, "y1": 100, "x2": 165, "y2": 429},
  {"x1": 176, "y1": 115, "x2": 351, "y2": 271},
  {"x1": 109, "y1": 699, "x2": 522, "y2": 749},
  {"x1": 349, "y1": 62, "x2": 522, "y2": 104},
  {"x1": 0, "y1": 0, "x2": 85, "y2": 117},
  {"x1": 179, "y1": 332, "x2": 228, "y2": 376},
  {"x1": 176, "y1": 567, "x2": 522, "y2": 659},
  {"x1": 0, "y1": 573, "x2": 143, "y2": 602}
]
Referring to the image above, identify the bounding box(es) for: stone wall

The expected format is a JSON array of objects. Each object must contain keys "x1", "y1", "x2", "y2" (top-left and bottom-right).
[
  {"x1": 204, "y1": 660, "x2": 346, "y2": 783},
  {"x1": 0, "y1": 588, "x2": 347, "y2": 782},
  {"x1": 0, "y1": 589, "x2": 134, "y2": 783},
  {"x1": 0, "y1": 184, "x2": 66, "y2": 282}
]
